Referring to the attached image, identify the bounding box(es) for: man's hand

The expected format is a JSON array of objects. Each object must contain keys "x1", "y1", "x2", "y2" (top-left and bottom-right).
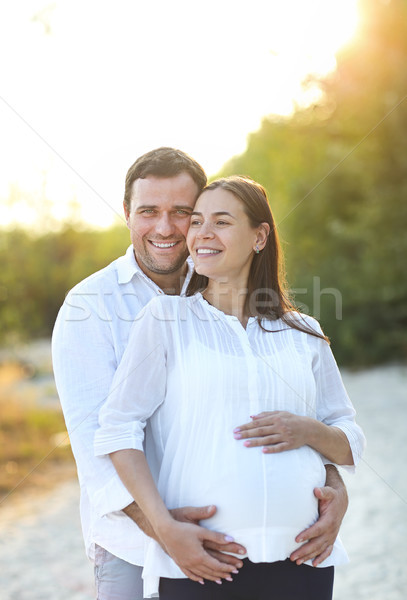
[
  {"x1": 157, "y1": 519, "x2": 240, "y2": 584},
  {"x1": 123, "y1": 502, "x2": 245, "y2": 571},
  {"x1": 290, "y1": 468, "x2": 348, "y2": 566},
  {"x1": 233, "y1": 411, "x2": 307, "y2": 453},
  {"x1": 171, "y1": 505, "x2": 245, "y2": 570}
]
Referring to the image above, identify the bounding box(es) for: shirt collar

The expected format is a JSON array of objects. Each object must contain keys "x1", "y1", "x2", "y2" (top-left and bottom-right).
[
  {"x1": 116, "y1": 245, "x2": 194, "y2": 293},
  {"x1": 116, "y1": 245, "x2": 141, "y2": 285}
]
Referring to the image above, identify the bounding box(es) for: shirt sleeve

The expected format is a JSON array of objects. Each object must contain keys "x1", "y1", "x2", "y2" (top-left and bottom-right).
[
  {"x1": 309, "y1": 318, "x2": 366, "y2": 473},
  {"x1": 94, "y1": 298, "x2": 167, "y2": 508},
  {"x1": 52, "y1": 287, "x2": 134, "y2": 517}
]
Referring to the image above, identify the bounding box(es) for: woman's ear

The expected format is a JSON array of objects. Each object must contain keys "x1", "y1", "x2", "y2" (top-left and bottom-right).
[{"x1": 255, "y1": 222, "x2": 270, "y2": 251}]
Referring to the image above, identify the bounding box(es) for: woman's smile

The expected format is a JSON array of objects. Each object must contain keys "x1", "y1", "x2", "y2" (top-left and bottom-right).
[{"x1": 187, "y1": 188, "x2": 258, "y2": 284}]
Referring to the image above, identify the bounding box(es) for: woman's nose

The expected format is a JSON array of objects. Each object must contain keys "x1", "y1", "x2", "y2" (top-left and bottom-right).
[{"x1": 196, "y1": 222, "x2": 214, "y2": 238}]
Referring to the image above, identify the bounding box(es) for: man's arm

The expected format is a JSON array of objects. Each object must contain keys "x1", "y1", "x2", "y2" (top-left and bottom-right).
[
  {"x1": 52, "y1": 290, "x2": 136, "y2": 517},
  {"x1": 290, "y1": 464, "x2": 348, "y2": 566}
]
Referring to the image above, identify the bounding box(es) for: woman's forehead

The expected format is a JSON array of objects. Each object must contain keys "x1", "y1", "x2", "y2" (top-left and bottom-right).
[{"x1": 194, "y1": 188, "x2": 241, "y2": 213}]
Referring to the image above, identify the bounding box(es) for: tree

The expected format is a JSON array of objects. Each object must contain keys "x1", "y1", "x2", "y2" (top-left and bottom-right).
[{"x1": 219, "y1": 0, "x2": 407, "y2": 364}]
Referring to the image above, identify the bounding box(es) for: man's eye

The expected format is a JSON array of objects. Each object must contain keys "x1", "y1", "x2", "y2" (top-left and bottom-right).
[
  {"x1": 141, "y1": 209, "x2": 155, "y2": 214},
  {"x1": 176, "y1": 210, "x2": 190, "y2": 216}
]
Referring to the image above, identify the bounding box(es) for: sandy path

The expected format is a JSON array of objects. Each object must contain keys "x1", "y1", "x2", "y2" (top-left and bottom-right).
[{"x1": 0, "y1": 365, "x2": 406, "y2": 599}]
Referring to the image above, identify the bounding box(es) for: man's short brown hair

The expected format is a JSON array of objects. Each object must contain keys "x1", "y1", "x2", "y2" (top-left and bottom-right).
[{"x1": 124, "y1": 147, "x2": 207, "y2": 211}]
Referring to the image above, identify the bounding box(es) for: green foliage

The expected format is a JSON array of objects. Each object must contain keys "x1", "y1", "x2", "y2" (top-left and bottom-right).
[
  {"x1": 0, "y1": 224, "x2": 129, "y2": 342},
  {"x1": 1, "y1": 1, "x2": 406, "y2": 366},
  {"x1": 219, "y1": 0, "x2": 407, "y2": 365}
]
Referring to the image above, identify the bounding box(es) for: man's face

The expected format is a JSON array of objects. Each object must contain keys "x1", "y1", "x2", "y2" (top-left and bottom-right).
[{"x1": 124, "y1": 173, "x2": 199, "y2": 279}]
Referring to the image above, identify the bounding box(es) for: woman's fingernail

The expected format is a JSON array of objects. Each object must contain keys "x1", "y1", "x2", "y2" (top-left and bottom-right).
[
  {"x1": 216, "y1": 579, "x2": 222, "y2": 585},
  {"x1": 238, "y1": 549, "x2": 246, "y2": 555},
  {"x1": 199, "y1": 580, "x2": 204, "y2": 585},
  {"x1": 226, "y1": 577, "x2": 233, "y2": 582},
  {"x1": 232, "y1": 569, "x2": 239, "y2": 574},
  {"x1": 224, "y1": 535, "x2": 234, "y2": 542},
  {"x1": 233, "y1": 427, "x2": 241, "y2": 433},
  {"x1": 233, "y1": 433, "x2": 242, "y2": 440},
  {"x1": 243, "y1": 441, "x2": 251, "y2": 447}
]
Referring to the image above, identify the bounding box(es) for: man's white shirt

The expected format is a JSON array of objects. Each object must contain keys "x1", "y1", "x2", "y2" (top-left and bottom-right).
[{"x1": 52, "y1": 245, "x2": 193, "y2": 565}]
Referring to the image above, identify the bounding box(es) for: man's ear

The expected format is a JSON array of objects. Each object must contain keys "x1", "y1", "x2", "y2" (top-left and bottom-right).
[{"x1": 123, "y1": 201, "x2": 130, "y2": 229}]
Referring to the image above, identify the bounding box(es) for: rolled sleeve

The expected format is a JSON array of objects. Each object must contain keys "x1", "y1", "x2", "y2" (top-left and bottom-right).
[
  {"x1": 308, "y1": 318, "x2": 366, "y2": 473},
  {"x1": 92, "y1": 472, "x2": 135, "y2": 518},
  {"x1": 94, "y1": 422, "x2": 146, "y2": 457}
]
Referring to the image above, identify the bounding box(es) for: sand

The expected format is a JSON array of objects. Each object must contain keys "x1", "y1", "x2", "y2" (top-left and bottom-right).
[{"x1": 0, "y1": 365, "x2": 406, "y2": 599}]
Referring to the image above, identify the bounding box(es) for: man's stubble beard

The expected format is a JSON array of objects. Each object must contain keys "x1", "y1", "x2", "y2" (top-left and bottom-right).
[{"x1": 138, "y1": 243, "x2": 190, "y2": 276}]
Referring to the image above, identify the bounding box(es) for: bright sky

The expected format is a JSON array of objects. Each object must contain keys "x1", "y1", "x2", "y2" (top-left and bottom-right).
[{"x1": 0, "y1": 0, "x2": 359, "y2": 230}]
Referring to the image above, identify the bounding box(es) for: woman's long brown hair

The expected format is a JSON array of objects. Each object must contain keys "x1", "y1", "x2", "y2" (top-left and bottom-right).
[{"x1": 186, "y1": 176, "x2": 329, "y2": 342}]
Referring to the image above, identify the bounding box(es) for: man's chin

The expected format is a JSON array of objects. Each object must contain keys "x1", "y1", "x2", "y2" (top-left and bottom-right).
[{"x1": 139, "y1": 255, "x2": 189, "y2": 276}]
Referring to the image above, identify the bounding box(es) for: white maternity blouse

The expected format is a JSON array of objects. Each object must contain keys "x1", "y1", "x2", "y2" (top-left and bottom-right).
[{"x1": 95, "y1": 293, "x2": 365, "y2": 598}]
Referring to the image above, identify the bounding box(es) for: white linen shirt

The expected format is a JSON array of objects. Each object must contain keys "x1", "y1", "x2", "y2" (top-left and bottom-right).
[
  {"x1": 52, "y1": 245, "x2": 193, "y2": 565},
  {"x1": 95, "y1": 293, "x2": 366, "y2": 597}
]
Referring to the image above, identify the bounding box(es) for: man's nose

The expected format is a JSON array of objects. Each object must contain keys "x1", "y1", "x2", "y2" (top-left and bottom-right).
[{"x1": 155, "y1": 213, "x2": 176, "y2": 237}]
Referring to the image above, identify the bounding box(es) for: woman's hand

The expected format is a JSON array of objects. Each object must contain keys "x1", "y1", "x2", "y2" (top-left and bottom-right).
[
  {"x1": 157, "y1": 519, "x2": 240, "y2": 584},
  {"x1": 234, "y1": 411, "x2": 353, "y2": 465},
  {"x1": 233, "y1": 411, "x2": 308, "y2": 453}
]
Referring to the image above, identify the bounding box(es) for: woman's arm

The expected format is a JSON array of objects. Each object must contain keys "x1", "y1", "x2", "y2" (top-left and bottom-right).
[
  {"x1": 110, "y1": 448, "x2": 239, "y2": 584},
  {"x1": 233, "y1": 410, "x2": 353, "y2": 465},
  {"x1": 234, "y1": 321, "x2": 365, "y2": 467}
]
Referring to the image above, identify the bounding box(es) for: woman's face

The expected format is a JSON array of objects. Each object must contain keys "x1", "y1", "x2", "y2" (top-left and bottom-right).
[{"x1": 187, "y1": 188, "x2": 260, "y2": 285}]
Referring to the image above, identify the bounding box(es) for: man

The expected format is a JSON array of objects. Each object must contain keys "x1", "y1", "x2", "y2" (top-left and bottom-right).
[{"x1": 52, "y1": 147, "x2": 348, "y2": 600}]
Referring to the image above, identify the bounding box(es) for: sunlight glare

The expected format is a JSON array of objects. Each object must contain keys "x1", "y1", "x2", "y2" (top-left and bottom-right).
[{"x1": 0, "y1": 0, "x2": 361, "y2": 230}]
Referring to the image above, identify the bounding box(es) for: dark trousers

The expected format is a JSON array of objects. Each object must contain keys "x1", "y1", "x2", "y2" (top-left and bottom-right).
[{"x1": 159, "y1": 559, "x2": 334, "y2": 600}]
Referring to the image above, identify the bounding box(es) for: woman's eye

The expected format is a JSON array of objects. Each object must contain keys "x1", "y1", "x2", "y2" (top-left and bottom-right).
[{"x1": 190, "y1": 219, "x2": 201, "y2": 226}]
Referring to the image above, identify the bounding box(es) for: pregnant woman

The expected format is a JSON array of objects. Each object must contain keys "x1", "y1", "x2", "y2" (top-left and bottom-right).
[{"x1": 95, "y1": 176, "x2": 365, "y2": 600}]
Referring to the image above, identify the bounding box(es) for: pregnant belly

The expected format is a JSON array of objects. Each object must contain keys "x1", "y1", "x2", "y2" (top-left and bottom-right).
[{"x1": 158, "y1": 444, "x2": 326, "y2": 537}]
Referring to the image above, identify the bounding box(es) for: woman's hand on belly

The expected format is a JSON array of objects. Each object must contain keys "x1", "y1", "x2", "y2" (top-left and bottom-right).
[
  {"x1": 234, "y1": 411, "x2": 354, "y2": 465},
  {"x1": 156, "y1": 519, "x2": 240, "y2": 584},
  {"x1": 233, "y1": 411, "x2": 308, "y2": 453}
]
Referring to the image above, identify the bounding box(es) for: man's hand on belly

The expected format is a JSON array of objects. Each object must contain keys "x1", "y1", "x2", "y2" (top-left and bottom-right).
[
  {"x1": 170, "y1": 505, "x2": 245, "y2": 569},
  {"x1": 289, "y1": 466, "x2": 348, "y2": 566}
]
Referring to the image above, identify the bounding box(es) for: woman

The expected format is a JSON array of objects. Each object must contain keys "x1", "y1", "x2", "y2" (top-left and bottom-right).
[{"x1": 95, "y1": 176, "x2": 365, "y2": 600}]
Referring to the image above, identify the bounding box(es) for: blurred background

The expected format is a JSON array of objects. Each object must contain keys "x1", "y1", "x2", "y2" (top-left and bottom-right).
[{"x1": 0, "y1": 0, "x2": 406, "y2": 598}]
